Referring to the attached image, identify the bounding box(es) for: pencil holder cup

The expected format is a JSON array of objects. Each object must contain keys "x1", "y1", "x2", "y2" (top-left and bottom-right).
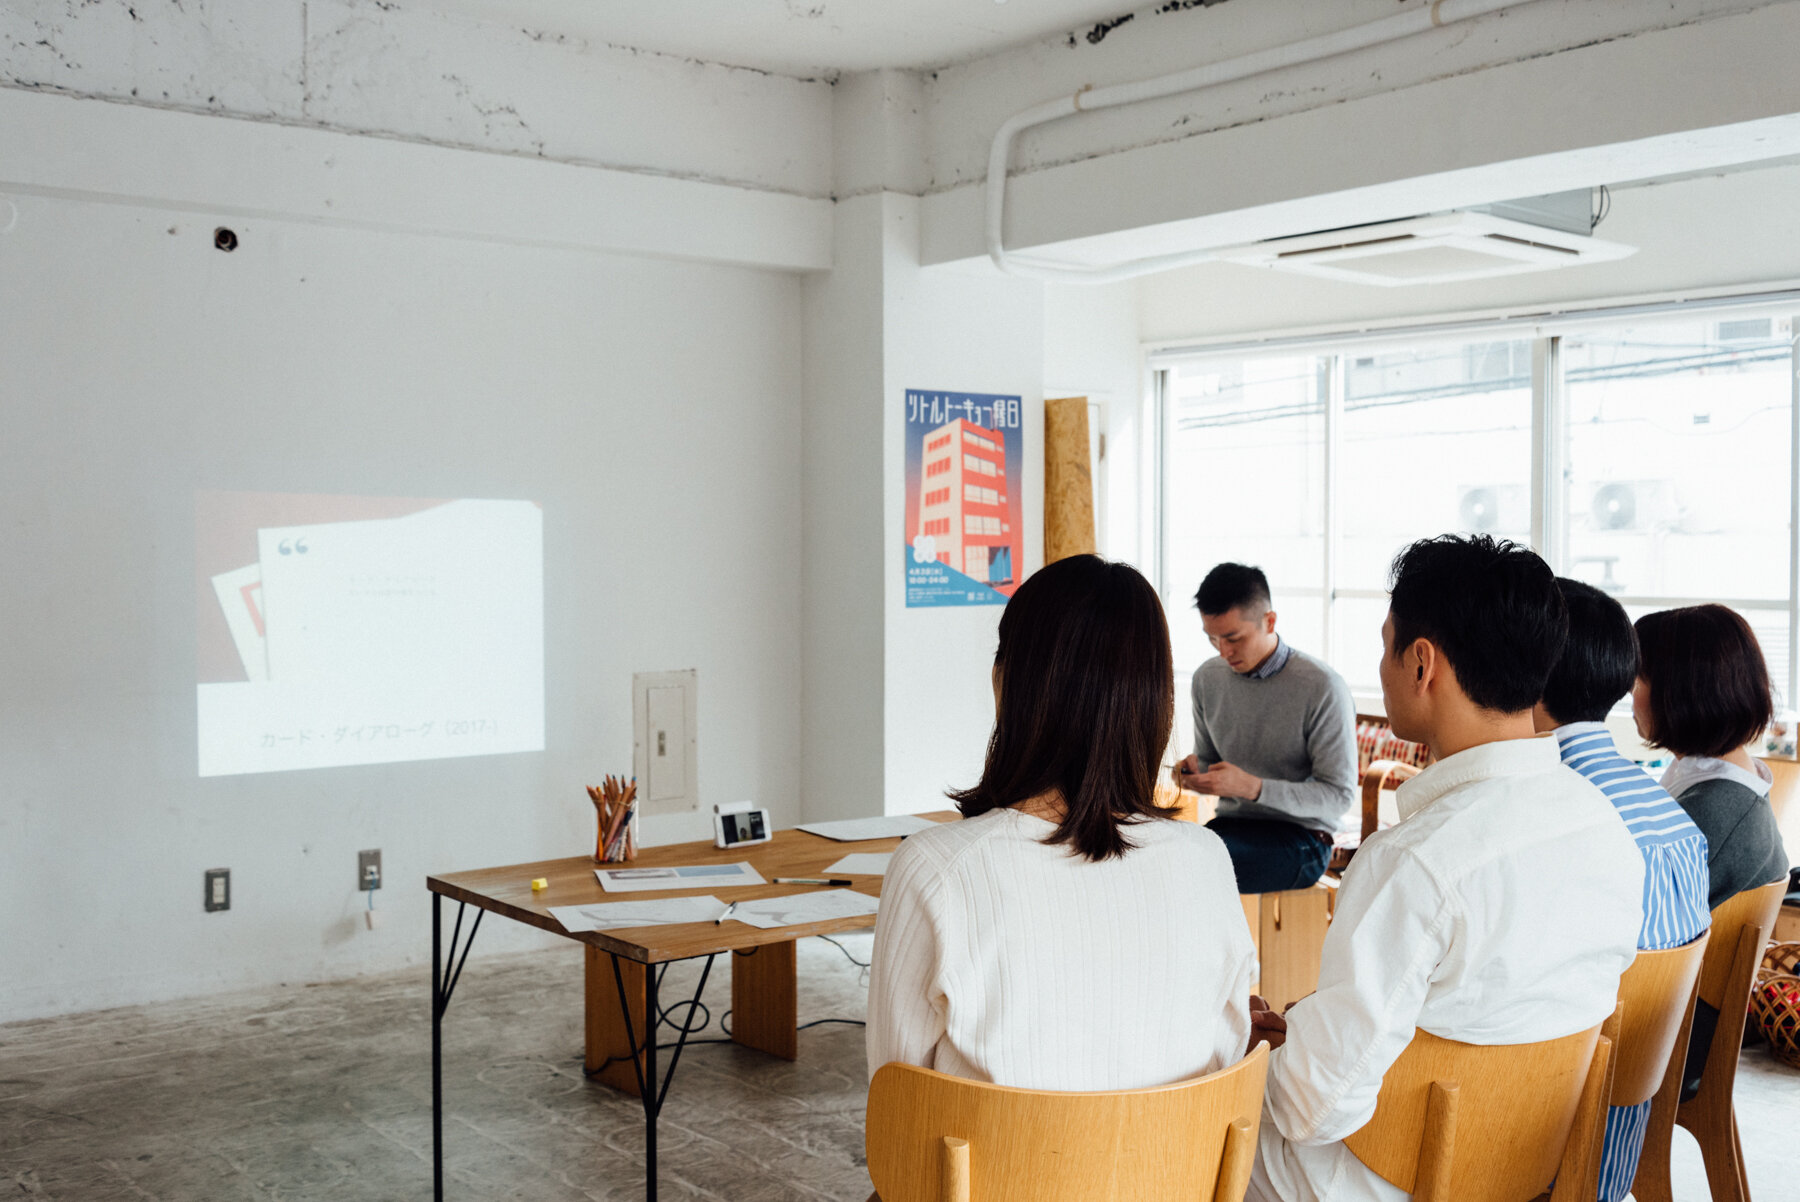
[{"x1": 586, "y1": 778, "x2": 638, "y2": 863}]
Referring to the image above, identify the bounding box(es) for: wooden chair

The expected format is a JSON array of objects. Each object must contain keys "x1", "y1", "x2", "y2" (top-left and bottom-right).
[
  {"x1": 1611, "y1": 933, "x2": 1710, "y2": 1112},
  {"x1": 1330, "y1": 715, "x2": 1431, "y2": 874},
  {"x1": 1157, "y1": 777, "x2": 1337, "y2": 1011},
  {"x1": 1342, "y1": 1021, "x2": 1615, "y2": 1202},
  {"x1": 865, "y1": 1044, "x2": 1267, "y2": 1202},
  {"x1": 1632, "y1": 877, "x2": 1788, "y2": 1202}
]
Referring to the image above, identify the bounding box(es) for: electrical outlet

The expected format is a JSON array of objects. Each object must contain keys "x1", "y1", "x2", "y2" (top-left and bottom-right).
[
  {"x1": 359, "y1": 849, "x2": 382, "y2": 891},
  {"x1": 204, "y1": 868, "x2": 230, "y2": 912}
]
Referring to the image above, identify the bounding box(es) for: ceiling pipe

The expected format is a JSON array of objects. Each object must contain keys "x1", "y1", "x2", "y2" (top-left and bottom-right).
[{"x1": 986, "y1": 0, "x2": 1531, "y2": 284}]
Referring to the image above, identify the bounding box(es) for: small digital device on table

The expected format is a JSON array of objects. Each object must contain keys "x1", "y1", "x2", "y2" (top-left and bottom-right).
[{"x1": 713, "y1": 800, "x2": 772, "y2": 849}]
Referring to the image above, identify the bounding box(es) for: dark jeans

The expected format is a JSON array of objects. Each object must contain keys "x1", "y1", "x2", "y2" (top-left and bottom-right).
[{"x1": 1207, "y1": 815, "x2": 1331, "y2": 894}]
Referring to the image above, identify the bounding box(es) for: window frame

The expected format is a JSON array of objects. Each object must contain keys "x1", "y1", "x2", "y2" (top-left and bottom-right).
[{"x1": 1149, "y1": 304, "x2": 1800, "y2": 706}]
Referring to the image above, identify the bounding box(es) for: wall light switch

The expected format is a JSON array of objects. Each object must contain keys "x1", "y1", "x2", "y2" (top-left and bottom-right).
[
  {"x1": 205, "y1": 868, "x2": 230, "y2": 912},
  {"x1": 633, "y1": 669, "x2": 698, "y2": 816}
]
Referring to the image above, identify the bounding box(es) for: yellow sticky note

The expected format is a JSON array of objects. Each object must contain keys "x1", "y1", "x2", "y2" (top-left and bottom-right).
[{"x1": 531, "y1": 878, "x2": 549, "y2": 892}]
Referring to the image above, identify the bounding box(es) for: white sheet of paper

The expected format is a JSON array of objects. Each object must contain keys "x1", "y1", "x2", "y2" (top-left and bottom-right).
[
  {"x1": 825, "y1": 853, "x2": 892, "y2": 876},
  {"x1": 731, "y1": 889, "x2": 880, "y2": 930},
  {"x1": 549, "y1": 896, "x2": 726, "y2": 933},
  {"x1": 210, "y1": 562, "x2": 268, "y2": 682},
  {"x1": 796, "y1": 814, "x2": 937, "y2": 842},
  {"x1": 594, "y1": 862, "x2": 767, "y2": 893}
]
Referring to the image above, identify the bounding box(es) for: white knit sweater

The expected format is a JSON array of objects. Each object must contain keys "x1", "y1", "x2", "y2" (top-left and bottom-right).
[{"x1": 866, "y1": 807, "x2": 1256, "y2": 1090}]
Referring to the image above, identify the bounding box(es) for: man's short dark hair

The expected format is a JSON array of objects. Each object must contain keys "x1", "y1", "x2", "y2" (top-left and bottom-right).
[
  {"x1": 1540, "y1": 578, "x2": 1638, "y2": 724},
  {"x1": 1387, "y1": 535, "x2": 1567, "y2": 714},
  {"x1": 1634, "y1": 605, "x2": 1773, "y2": 758},
  {"x1": 1195, "y1": 562, "x2": 1271, "y2": 617}
]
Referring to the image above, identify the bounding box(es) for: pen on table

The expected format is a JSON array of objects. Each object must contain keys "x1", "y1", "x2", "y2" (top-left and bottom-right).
[
  {"x1": 772, "y1": 877, "x2": 854, "y2": 887},
  {"x1": 714, "y1": 901, "x2": 737, "y2": 925}
]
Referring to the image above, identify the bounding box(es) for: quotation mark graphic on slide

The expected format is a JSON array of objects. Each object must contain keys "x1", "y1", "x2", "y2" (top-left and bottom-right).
[{"x1": 277, "y1": 538, "x2": 309, "y2": 556}]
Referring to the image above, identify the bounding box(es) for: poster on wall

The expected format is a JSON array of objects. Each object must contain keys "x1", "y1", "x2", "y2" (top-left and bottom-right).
[{"x1": 904, "y1": 389, "x2": 1025, "y2": 608}]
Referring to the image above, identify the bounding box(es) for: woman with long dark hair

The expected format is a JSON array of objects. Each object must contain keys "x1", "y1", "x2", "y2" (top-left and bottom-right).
[{"x1": 866, "y1": 555, "x2": 1254, "y2": 1090}]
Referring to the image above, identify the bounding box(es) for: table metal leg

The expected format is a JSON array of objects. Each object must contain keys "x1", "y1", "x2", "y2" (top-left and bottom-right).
[
  {"x1": 430, "y1": 895, "x2": 482, "y2": 1202},
  {"x1": 606, "y1": 951, "x2": 718, "y2": 1202},
  {"x1": 433, "y1": 894, "x2": 441, "y2": 1202},
  {"x1": 644, "y1": 966, "x2": 658, "y2": 1201}
]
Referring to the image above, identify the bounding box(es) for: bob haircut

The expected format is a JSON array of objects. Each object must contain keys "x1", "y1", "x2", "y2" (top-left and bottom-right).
[
  {"x1": 1540, "y1": 577, "x2": 1639, "y2": 725},
  {"x1": 950, "y1": 554, "x2": 1177, "y2": 861},
  {"x1": 1633, "y1": 604, "x2": 1773, "y2": 758}
]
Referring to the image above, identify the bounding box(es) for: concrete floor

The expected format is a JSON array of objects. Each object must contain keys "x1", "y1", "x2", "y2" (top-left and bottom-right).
[{"x1": 3, "y1": 932, "x2": 1797, "y2": 1200}]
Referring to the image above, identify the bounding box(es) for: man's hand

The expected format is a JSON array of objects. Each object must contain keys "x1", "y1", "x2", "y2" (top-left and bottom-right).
[
  {"x1": 1248, "y1": 993, "x2": 1288, "y2": 1052},
  {"x1": 1192, "y1": 760, "x2": 1263, "y2": 801},
  {"x1": 1173, "y1": 754, "x2": 1206, "y2": 792}
]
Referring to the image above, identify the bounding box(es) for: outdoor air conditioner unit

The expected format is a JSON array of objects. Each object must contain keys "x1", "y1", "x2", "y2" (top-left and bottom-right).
[
  {"x1": 1210, "y1": 209, "x2": 1634, "y2": 288},
  {"x1": 1588, "y1": 480, "x2": 1680, "y2": 532},
  {"x1": 1457, "y1": 484, "x2": 1530, "y2": 535}
]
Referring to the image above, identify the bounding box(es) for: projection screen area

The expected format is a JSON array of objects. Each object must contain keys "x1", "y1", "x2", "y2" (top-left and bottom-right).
[{"x1": 195, "y1": 492, "x2": 545, "y2": 778}]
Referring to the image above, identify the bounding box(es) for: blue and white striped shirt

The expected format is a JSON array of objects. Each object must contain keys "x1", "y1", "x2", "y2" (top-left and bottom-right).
[
  {"x1": 1556, "y1": 721, "x2": 1711, "y2": 1202},
  {"x1": 1556, "y1": 722, "x2": 1711, "y2": 951}
]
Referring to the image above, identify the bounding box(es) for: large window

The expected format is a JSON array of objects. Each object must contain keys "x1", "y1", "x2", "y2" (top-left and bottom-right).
[{"x1": 1158, "y1": 310, "x2": 1797, "y2": 702}]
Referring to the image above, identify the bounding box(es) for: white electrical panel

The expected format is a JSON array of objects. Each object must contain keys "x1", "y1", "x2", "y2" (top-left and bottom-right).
[{"x1": 632, "y1": 669, "x2": 698, "y2": 816}]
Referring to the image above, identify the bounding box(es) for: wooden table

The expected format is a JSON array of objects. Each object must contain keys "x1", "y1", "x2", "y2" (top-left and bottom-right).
[{"x1": 426, "y1": 814, "x2": 955, "y2": 1202}]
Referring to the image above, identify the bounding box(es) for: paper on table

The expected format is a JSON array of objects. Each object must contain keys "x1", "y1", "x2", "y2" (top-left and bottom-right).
[
  {"x1": 550, "y1": 896, "x2": 725, "y2": 933},
  {"x1": 731, "y1": 889, "x2": 880, "y2": 930},
  {"x1": 825, "y1": 853, "x2": 892, "y2": 876},
  {"x1": 796, "y1": 814, "x2": 937, "y2": 842},
  {"x1": 595, "y1": 862, "x2": 766, "y2": 893}
]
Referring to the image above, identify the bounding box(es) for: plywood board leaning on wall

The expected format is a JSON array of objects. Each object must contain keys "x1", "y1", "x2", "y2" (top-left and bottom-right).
[{"x1": 1044, "y1": 396, "x2": 1096, "y2": 565}]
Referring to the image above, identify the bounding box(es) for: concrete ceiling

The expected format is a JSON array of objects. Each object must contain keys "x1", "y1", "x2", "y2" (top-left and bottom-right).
[{"x1": 395, "y1": 0, "x2": 1156, "y2": 77}]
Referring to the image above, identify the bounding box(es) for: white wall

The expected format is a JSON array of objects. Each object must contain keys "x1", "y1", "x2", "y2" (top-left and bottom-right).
[
  {"x1": 1043, "y1": 280, "x2": 1144, "y2": 566},
  {"x1": 1, "y1": 0, "x2": 832, "y2": 195},
  {"x1": 882, "y1": 205, "x2": 1047, "y2": 815},
  {"x1": 798, "y1": 191, "x2": 1051, "y2": 822},
  {"x1": 0, "y1": 182, "x2": 804, "y2": 1022},
  {"x1": 799, "y1": 194, "x2": 889, "y2": 825}
]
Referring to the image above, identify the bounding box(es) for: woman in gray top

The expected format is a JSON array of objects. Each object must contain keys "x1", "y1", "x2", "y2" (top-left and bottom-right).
[{"x1": 1632, "y1": 604, "x2": 1789, "y2": 909}]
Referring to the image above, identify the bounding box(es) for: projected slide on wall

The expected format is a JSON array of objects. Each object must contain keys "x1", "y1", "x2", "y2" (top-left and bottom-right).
[{"x1": 195, "y1": 492, "x2": 544, "y2": 777}]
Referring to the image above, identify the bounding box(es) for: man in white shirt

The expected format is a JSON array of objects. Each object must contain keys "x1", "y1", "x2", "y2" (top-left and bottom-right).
[{"x1": 1248, "y1": 534, "x2": 1644, "y2": 1202}]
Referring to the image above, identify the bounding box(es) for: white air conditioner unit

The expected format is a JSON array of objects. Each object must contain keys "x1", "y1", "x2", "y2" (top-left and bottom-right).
[{"x1": 1210, "y1": 211, "x2": 1634, "y2": 287}]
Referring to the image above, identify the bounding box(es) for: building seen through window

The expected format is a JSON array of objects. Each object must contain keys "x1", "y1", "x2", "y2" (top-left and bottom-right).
[{"x1": 1161, "y1": 312, "x2": 1796, "y2": 702}]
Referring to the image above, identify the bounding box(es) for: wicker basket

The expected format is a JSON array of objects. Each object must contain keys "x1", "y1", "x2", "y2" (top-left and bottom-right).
[{"x1": 1751, "y1": 941, "x2": 1800, "y2": 1069}]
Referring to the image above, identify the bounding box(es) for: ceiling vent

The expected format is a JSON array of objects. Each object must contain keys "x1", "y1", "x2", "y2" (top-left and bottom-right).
[{"x1": 1210, "y1": 210, "x2": 1635, "y2": 287}]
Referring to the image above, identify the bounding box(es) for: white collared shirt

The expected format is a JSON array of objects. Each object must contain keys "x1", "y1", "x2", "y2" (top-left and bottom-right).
[
  {"x1": 1661, "y1": 753, "x2": 1773, "y2": 799},
  {"x1": 1252, "y1": 736, "x2": 1644, "y2": 1202}
]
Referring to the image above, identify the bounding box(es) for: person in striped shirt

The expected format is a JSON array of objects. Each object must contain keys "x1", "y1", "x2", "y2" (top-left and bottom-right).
[{"x1": 1533, "y1": 577, "x2": 1710, "y2": 1202}]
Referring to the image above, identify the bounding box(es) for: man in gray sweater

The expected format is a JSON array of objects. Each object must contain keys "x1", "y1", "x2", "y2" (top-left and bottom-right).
[{"x1": 1174, "y1": 563, "x2": 1357, "y2": 893}]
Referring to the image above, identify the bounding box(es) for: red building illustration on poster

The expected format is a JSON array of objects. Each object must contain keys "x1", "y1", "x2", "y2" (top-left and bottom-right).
[{"x1": 914, "y1": 417, "x2": 1015, "y2": 587}]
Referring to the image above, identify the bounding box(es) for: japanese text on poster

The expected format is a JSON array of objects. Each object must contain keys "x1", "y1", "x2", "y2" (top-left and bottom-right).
[{"x1": 904, "y1": 390, "x2": 1024, "y2": 608}]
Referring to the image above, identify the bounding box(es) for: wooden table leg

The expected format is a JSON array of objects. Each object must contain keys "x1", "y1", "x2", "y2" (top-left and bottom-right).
[
  {"x1": 731, "y1": 940, "x2": 798, "y2": 1060},
  {"x1": 1240, "y1": 895, "x2": 1262, "y2": 996},
  {"x1": 1256, "y1": 886, "x2": 1332, "y2": 1013},
  {"x1": 585, "y1": 946, "x2": 650, "y2": 1096}
]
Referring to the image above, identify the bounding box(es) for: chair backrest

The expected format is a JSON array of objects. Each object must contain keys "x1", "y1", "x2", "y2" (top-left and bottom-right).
[
  {"x1": 1612, "y1": 933, "x2": 1710, "y2": 1107},
  {"x1": 1695, "y1": 879, "x2": 1788, "y2": 1013},
  {"x1": 1355, "y1": 713, "x2": 1432, "y2": 777},
  {"x1": 1342, "y1": 1024, "x2": 1611, "y2": 1202},
  {"x1": 865, "y1": 1045, "x2": 1268, "y2": 1202}
]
